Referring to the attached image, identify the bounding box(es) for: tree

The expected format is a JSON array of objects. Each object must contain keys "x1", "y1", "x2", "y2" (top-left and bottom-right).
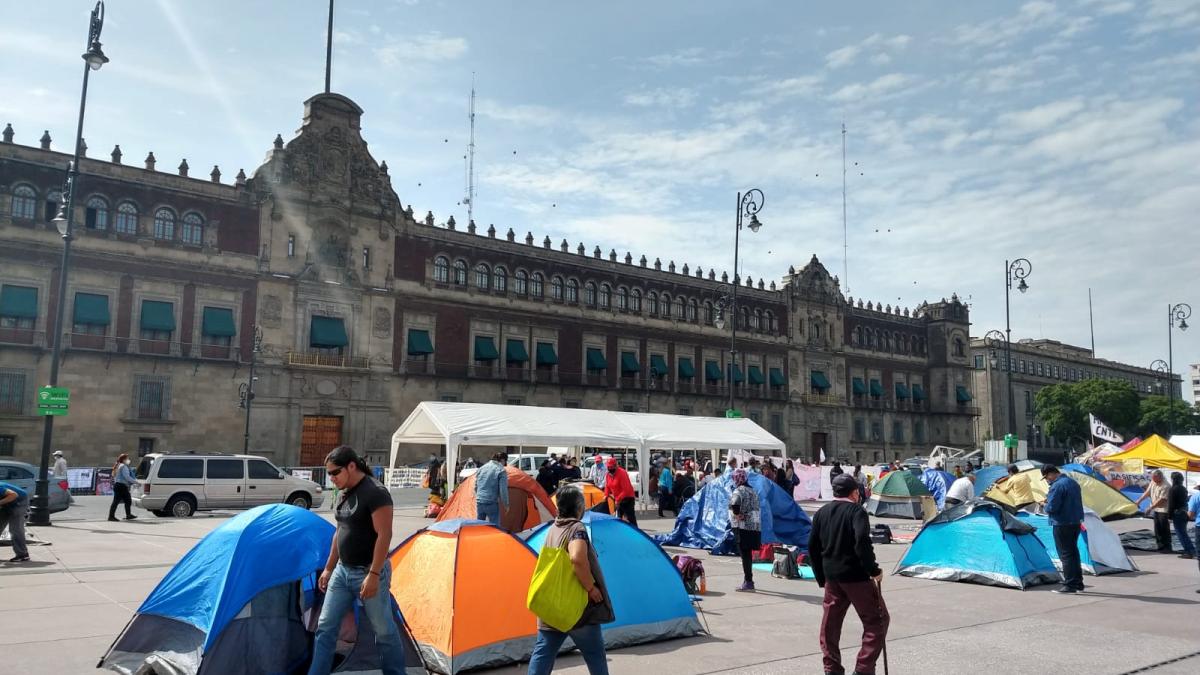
[
  {"x1": 1139, "y1": 396, "x2": 1200, "y2": 437},
  {"x1": 1035, "y1": 379, "x2": 1140, "y2": 445},
  {"x1": 1035, "y1": 383, "x2": 1085, "y2": 444}
]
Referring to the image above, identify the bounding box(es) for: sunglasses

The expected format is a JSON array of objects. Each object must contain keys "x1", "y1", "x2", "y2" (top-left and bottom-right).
[{"x1": 328, "y1": 467, "x2": 345, "y2": 477}]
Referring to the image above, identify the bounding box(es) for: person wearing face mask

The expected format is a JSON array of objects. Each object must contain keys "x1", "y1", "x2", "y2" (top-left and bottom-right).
[
  {"x1": 602, "y1": 457, "x2": 637, "y2": 527},
  {"x1": 108, "y1": 453, "x2": 138, "y2": 522}
]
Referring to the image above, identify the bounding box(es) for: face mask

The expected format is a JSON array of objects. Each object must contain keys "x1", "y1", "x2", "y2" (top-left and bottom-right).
[{"x1": 123, "y1": 459, "x2": 131, "y2": 465}]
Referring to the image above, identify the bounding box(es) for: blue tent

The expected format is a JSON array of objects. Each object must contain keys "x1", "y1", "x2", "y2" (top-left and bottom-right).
[
  {"x1": 1016, "y1": 511, "x2": 1136, "y2": 575},
  {"x1": 1060, "y1": 463, "x2": 1101, "y2": 479},
  {"x1": 99, "y1": 504, "x2": 425, "y2": 675},
  {"x1": 972, "y1": 465, "x2": 1011, "y2": 496},
  {"x1": 894, "y1": 499, "x2": 1060, "y2": 589},
  {"x1": 920, "y1": 469, "x2": 955, "y2": 509},
  {"x1": 653, "y1": 472, "x2": 811, "y2": 554},
  {"x1": 527, "y1": 513, "x2": 702, "y2": 648}
]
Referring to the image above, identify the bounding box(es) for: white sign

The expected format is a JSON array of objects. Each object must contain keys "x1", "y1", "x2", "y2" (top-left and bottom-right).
[
  {"x1": 291, "y1": 469, "x2": 313, "y2": 482},
  {"x1": 1089, "y1": 414, "x2": 1124, "y2": 444},
  {"x1": 67, "y1": 467, "x2": 94, "y2": 490}
]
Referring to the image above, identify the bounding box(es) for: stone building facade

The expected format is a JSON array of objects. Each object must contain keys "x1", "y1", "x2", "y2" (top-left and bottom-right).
[{"x1": 0, "y1": 92, "x2": 977, "y2": 468}]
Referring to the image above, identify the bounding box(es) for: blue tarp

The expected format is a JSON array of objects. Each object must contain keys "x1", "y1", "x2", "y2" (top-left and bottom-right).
[
  {"x1": 653, "y1": 472, "x2": 811, "y2": 554},
  {"x1": 1119, "y1": 486, "x2": 1149, "y2": 509},
  {"x1": 1060, "y1": 463, "x2": 1101, "y2": 479},
  {"x1": 972, "y1": 465, "x2": 1011, "y2": 496},
  {"x1": 921, "y1": 469, "x2": 955, "y2": 509},
  {"x1": 527, "y1": 513, "x2": 700, "y2": 648},
  {"x1": 137, "y1": 504, "x2": 334, "y2": 651}
]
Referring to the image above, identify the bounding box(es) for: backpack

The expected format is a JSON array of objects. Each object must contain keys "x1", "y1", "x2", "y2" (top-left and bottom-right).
[
  {"x1": 771, "y1": 545, "x2": 802, "y2": 579},
  {"x1": 752, "y1": 543, "x2": 775, "y2": 563},
  {"x1": 870, "y1": 523, "x2": 893, "y2": 544},
  {"x1": 673, "y1": 555, "x2": 706, "y2": 595}
]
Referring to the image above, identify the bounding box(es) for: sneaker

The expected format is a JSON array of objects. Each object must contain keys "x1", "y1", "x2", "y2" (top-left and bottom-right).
[
  {"x1": 7, "y1": 555, "x2": 30, "y2": 563},
  {"x1": 107, "y1": 516, "x2": 119, "y2": 522},
  {"x1": 124, "y1": 514, "x2": 138, "y2": 520},
  {"x1": 1052, "y1": 587, "x2": 1078, "y2": 594},
  {"x1": 1179, "y1": 553, "x2": 1195, "y2": 559},
  {"x1": 735, "y1": 581, "x2": 756, "y2": 592}
]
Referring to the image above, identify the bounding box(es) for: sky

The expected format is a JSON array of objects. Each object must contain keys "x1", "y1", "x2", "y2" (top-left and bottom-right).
[{"x1": 2, "y1": 0, "x2": 1198, "y2": 401}]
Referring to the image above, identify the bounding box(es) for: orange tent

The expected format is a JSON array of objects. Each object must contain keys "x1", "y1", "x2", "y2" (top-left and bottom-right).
[
  {"x1": 436, "y1": 465, "x2": 557, "y2": 531},
  {"x1": 553, "y1": 480, "x2": 614, "y2": 514},
  {"x1": 388, "y1": 520, "x2": 537, "y2": 674}
]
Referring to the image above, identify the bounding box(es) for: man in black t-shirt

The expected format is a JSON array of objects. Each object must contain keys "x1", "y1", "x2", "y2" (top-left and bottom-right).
[{"x1": 308, "y1": 446, "x2": 405, "y2": 675}]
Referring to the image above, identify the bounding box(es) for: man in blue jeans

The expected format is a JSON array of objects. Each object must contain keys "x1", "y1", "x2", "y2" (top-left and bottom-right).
[
  {"x1": 473, "y1": 452, "x2": 509, "y2": 526},
  {"x1": 1042, "y1": 464, "x2": 1085, "y2": 594},
  {"x1": 1188, "y1": 482, "x2": 1200, "y2": 592},
  {"x1": 309, "y1": 446, "x2": 406, "y2": 675}
]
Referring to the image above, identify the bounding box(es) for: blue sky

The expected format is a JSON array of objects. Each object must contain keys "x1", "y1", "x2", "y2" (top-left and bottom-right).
[{"x1": 2, "y1": 0, "x2": 1198, "y2": 400}]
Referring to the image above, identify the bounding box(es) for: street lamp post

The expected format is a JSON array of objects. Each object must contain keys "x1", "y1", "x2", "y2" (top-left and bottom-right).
[
  {"x1": 30, "y1": 1, "x2": 109, "y2": 527},
  {"x1": 1002, "y1": 259, "x2": 1031, "y2": 463},
  {"x1": 712, "y1": 189, "x2": 764, "y2": 416},
  {"x1": 984, "y1": 329, "x2": 1010, "y2": 444},
  {"x1": 238, "y1": 326, "x2": 264, "y2": 454},
  {"x1": 1150, "y1": 359, "x2": 1170, "y2": 433},
  {"x1": 1166, "y1": 303, "x2": 1191, "y2": 435}
]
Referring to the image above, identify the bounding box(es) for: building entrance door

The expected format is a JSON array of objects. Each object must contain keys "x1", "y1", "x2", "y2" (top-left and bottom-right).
[
  {"x1": 811, "y1": 432, "x2": 828, "y2": 464},
  {"x1": 301, "y1": 415, "x2": 343, "y2": 466}
]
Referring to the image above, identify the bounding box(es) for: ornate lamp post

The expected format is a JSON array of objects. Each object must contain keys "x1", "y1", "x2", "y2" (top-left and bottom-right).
[
  {"x1": 1166, "y1": 303, "x2": 1190, "y2": 435},
  {"x1": 999, "y1": 258, "x2": 1031, "y2": 463},
  {"x1": 238, "y1": 326, "x2": 264, "y2": 454},
  {"x1": 30, "y1": 1, "x2": 109, "y2": 526},
  {"x1": 984, "y1": 329, "x2": 1014, "y2": 449},
  {"x1": 712, "y1": 189, "x2": 764, "y2": 416}
]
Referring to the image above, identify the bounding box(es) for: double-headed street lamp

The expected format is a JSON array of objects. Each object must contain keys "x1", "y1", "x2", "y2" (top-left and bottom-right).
[
  {"x1": 1165, "y1": 303, "x2": 1191, "y2": 435},
  {"x1": 1000, "y1": 258, "x2": 1031, "y2": 463},
  {"x1": 30, "y1": 1, "x2": 109, "y2": 527},
  {"x1": 712, "y1": 189, "x2": 764, "y2": 415}
]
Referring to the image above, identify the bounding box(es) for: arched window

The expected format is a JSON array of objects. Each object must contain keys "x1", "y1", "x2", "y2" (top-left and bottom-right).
[
  {"x1": 765, "y1": 310, "x2": 775, "y2": 334},
  {"x1": 687, "y1": 299, "x2": 699, "y2": 322},
  {"x1": 115, "y1": 201, "x2": 138, "y2": 234},
  {"x1": 474, "y1": 263, "x2": 491, "y2": 290},
  {"x1": 630, "y1": 289, "x2": 642, "y2": 312},
  {"x1": 433, "y1": 256, "x2": 450, "y2": 283},
  {"x1": 661, "y1": 294, "x2": 672, "y2": 318},
  {"x1": 44, "y1": 191, "x2": 63, "y2": 222},
  {"x1": 493, "y1": 266, "x2": 507, "y2": 292},
  {"x1": 599, "y1": 284, "x2": 611, "y2": 309},
  {"x1": 885, "y1": 332, "x2": 894, "y2": 352},
  {"x1": 566, "y1": 278, "x2": 579, "y2": 303},
  {"x1": 676, "y1": 298, "x2": 686, "y2": 321},
  {"x1": 953, "y1": 337, "x2": 965, "y2": 357},
  {"x1": 514, "y1": 270, "x2": 528, "y2": 295},
  {"x1": 616, "y1": 286, "x2": 628, "y2": 311},
  {"x1": 181, "y1": 212, "x2": 204, "y2": 246},
  {"x1": 10, "y1": 185, "x2": 36, "y2": 219},
  {"x1": 648, "y1": 292, "x2": 659, "y2": 316},
  {"x1": 584, "y1": 282, "x2": 597, "y2": 307},
  {"x1": 753, "y1": 309, "x2": 763, "y2": 331},
  {"x1": 530, "y1": 272, "x2": 544, "y2": 298},
  {"x1": 551, "y1": 275, "x2": 564, "y2": 301},
  {"x1": 85, "y1": 196, "x2": 109, "y2": 230},
  {"x1": 153, "y1": 208, "x2": 176, "y2": 240},
  {"x1": 740, "y1": 306, "x2": 751, "y2": 330},
  {"x1": 704, "y1": 301, "x2": 715, "y2": 325},
  {"x1": 452, "y1": 259, "x2": 468, "y2": 285},
  {"x1": 851, "y1": 326, "x2": 861, "y2": 347}
]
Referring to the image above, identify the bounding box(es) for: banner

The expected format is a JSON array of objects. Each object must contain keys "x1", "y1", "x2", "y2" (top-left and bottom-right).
[
  {"x1": 793, "y1": 465, "x2": 823, "y2": 501},
  {"x1": 67, "y1": 467, "x2": 94, "y2": 491},
  {"x1": 1089, "y1": 414, "x2": 1123, "y2": 444},
  {"x1": 94, "y1": 468, "x2": 114, "y2": 496},
  {"x1": 291, "y1": 469, "x2": 313, "y2": 482}
]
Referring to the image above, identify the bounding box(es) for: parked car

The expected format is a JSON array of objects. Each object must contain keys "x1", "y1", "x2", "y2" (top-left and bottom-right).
[
  {"x1": 133, "y1": 453, "x2": 323, "y2": 518},
  {"x1": 0, "y1": 460, "x2": 70, "y2": 514},
  {"x1": 581, "y1": 454, "x2": 641, "y2": 493},
  {"x1": 508, "y1": 453, "x2": 552, "y2": 478}
]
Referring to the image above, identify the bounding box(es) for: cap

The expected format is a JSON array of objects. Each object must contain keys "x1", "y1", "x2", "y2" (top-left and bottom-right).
[
  {"x1": 606, "y1": 457, "x2": 618, "y2": 469},
  {"x1": 53, "y1": 450, "x2": 63, "y2": 456},
  {"x1": 1040, "y1": 464, "x2": 1060, "y2": 476},
  {"x1": 831, "y1": 473, "x2": 859, "y2": 498}
]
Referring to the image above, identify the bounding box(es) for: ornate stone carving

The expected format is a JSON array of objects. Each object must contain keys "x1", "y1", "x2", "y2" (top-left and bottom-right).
[
  {"x1": 260, "y1": 295, "x2": 283, "y2": 328},
  {"x1": 373, "y1": 306, "x2": 391, "y2": 339}
]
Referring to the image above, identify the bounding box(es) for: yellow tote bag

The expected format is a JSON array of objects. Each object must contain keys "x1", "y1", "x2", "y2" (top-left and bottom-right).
[{"x1": 526, "y1": 536, "x2": 588, "y2": 632}]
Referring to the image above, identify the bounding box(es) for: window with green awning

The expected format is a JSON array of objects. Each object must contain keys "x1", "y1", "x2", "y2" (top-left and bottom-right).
[
  {"x1": 201, "y1": 307, "x2": 236, "y2": 337},
  {"x1": 407, "y1": 329, "x2": 434, "y2": 355},
  {"x1": 727, "y1": 363, "x2": 744, "y2": 384},
  {"x1": 678, "y1": 357, "x2": 695, "y2": 379},
  {"x1": 650, "y1": 354, "x2": 668, "y2": 377},
  {"x1": 869, "y1": 378, "x2": 884, "y2": 397},
  {"x1": 0, "y1": 285, "x2": 38, "y2": 319},
  {"x1": 506, "y1": 339, "x2": 529, "y2": 363},
  {"x1": 956, "y1": 385, "x2": 973, "y2": 402},
  {"x1": 140, "y1": 300, "x2": 176, "y2": 332},
  {"x1": 851, "y1": 377, "x2": 866, "y2": 395},
  {"x1": 620, "y1": 351, "x2": 640, "y2": 374},
  {"x1": 586, "y1": 347, "x2": 607, "y2": 371},
  {"x1": 73, "y1": 292, "x2": 110, "y2": 326},
  {"x1": 895, "y1": 382, "x2": 910, "y2": 399},
  {"x1": 536, "y1": 342, "x2": 558, "y2": 366},
  {"x1": 912, "y1": 383, "x2": 926, "y2": 401},
  {"x1": 474, "y1": 335, "x2": 499, "y2": 361},
  {"x1": 810, "y1": 370, "x2": 830, "y2": 392},
  {"x1": 705, "y1": 360, "x2": 722, "y2": 382},
  {"x1": 748, "y1": 365, "x2": 765, "y2": 385},
  {"x1": 769, "y1": 368, "x2": 786, "y2": 387}
]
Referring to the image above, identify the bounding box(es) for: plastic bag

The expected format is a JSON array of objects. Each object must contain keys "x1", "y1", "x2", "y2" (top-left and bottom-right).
[{"x1": 526, "y1": 538, "x2": 588, "y2": 632}]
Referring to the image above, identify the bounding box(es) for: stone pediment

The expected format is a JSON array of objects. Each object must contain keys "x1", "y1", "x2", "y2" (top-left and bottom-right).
[{"x1": 789, "y1": 255, "x2": 845, "y2": 304}]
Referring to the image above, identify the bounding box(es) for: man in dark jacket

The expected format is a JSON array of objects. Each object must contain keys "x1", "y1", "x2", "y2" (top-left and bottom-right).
[
  {"x1": 809, "y1": 473, "x2": 888, "y2": 675},
  {"x1": 1043, "y1": 464, "x2": 1085, "y2": 593}
]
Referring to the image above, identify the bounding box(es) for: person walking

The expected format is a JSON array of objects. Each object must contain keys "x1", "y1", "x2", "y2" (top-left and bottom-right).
[
  {"x1": 1137, "y1": 470, "x2": 1172, "y2": 552},
  {"x1": 602, "y1": 457, "x2": 637, "y2": 527},
  {"x1": 1187, "y1": 483, "x2": 1200, "y2": 590},
  {"x1": 1, "y1": 481, "x2": 30, "y2": 563},
  {"x1": 52, "y1": 451, "x2": 68, "y2": 478},
  {"x1": 657, "y1": 459, "x2": 674, "y2": 518},
  {"x1": 1167, "y1": 472, "x2": 1196, "y2": 559},
  {"x1": 309, "y1": 446, "x2": 405, "y2": 675},
  {"x1": 473, "y1": 452, "x2": 510, "y2": 526},
  {"x1": 108, "y1": 453, "x2": 137, "y2": 522},
  {"x1": 944, "y1": 472, "x2": 975, "y2": 508},
  {"x1": 1043, "y1": 464, "x2": 1085, "y2": 594},
  {"x1": 729, "y1": 468, "x2": 762, "y2": 592},
  {"x1": 527, "y1": 484, "x2": 614, "y2": 675},
  {"x1": 809, "y1": 474, "x2": 888, "y2": 675}
]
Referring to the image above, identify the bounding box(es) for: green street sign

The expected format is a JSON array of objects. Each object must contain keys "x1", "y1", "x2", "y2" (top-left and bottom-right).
[
  {"x1": 1004, "y1": 433, "x2": 1018, "y2": 449},
  {"x1": 37, "y1": 386, "x2": 70, "y2": 416},
  {"x1": 725, "y1": 408, "x2": 742, "y2": 419}
]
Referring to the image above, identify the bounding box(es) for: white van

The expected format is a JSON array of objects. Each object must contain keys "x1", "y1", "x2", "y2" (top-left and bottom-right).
[{"x1": 133, "y1": 453, "x2": 323, "y2": 517}]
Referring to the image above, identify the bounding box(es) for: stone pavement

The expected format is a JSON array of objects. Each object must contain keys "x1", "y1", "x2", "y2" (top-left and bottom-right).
[{"x1": 3, "y1": 495, "x2": 1200, "y2": 674}]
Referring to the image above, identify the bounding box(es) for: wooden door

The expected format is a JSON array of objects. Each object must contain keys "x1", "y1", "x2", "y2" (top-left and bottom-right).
[
  {"x1": 811, "y1": 432, "x2": 828, "y2": 464},
  {"x1": 301, "y1": 415, "x2": 343, "y2": 466}
]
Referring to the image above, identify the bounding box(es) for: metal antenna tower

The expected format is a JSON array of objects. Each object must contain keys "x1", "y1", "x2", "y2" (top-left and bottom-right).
[
  {"x1": 841, "y1": 122, "x2": 849, "y2": 295},
  {"x1": 464, "y1": 74, "x2": 476, "y2": 224}
]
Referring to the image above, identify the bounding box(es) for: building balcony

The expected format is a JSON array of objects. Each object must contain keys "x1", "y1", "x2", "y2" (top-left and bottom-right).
[
  {"x1": 533, "y1": 368, "x2": 558, "y2": 384},
  {"x1": 801, "y1": 392, "x2": 840, "y2": 406},
  {"x1": 401, "y1": 358, "x2": 435, "y2": 375},
  {"x1": 930, "y1": 403, "x2": 981, "y2": 416},
  {"x1": 287, "y1": 350, "x2": 369, "y2": 370},
  {"x1": 0, "y1": 328, "x2": 46, "y2": 347},
  {"x1": 57, "y1": 333, "x2": 241, "y2": 361},
  {"x1": 851, "y1": 396, "x2": 893, "y2": 410}
]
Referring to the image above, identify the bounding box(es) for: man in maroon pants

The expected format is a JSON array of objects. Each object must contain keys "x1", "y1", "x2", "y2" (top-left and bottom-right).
[{"x1": 809, "y1": 473, "x2": 889, "y2": 675}]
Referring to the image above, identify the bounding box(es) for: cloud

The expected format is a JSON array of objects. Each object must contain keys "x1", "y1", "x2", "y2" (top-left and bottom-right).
[
  {"x1": 1133, "y1": 0, "x2": 1200, "y2": 35},
  {"x1": 374, "y1": 32, "x2": 468, "y2": 65},
  {"x1": 623, "y1": 87, "x2": 697, "y2": 108},
  {"x1": 950, "y1": 1, "x2": 1065, "y2": 49},
  {"x1": 639, "y1": 47, "x2": 736, "y2": 69},
  {"x1": 825, "y1": 33, "x2": 912, "y2": 69},
  {"x1": 828, "y1": 73, "x2": 914, "y2": 102},
  {"x1": 998, "y1": 98, "x2": 1086, "y2": 134},
  {"x1": 759, "y1": 75, "x2": 824, "y2": 100}
]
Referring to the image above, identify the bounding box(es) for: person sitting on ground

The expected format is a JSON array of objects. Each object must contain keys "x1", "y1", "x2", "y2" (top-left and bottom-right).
[
  {"x1": 603, "y1": 457, "x2": 637, "y2": 527},
  {"x1": 1168, "y1": 472, "x2": 1196, "y2": 560},
  {"x1": 473, "y1": 452, "x2": 510, "y2": 526},
  {"x1": 995, "y1": 464, "x2": 1035, "y2": 511},
  {"x1": 944, "y1": 472, "x2": 975, "y2": 508},
  {"x1": 0, "y1": 480, "x2": 30, "y2": 563},
  {"x1": 729, "y1": 468, "x2": 762, "y2": 593}
]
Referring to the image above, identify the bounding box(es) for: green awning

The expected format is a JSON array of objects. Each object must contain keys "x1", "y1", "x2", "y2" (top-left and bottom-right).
[
  {"x1": 0, "y1": 285, "x2": 37, "y2": 319},
  {"x1": 728, "y1": 363, "x2": 744, "y2": 384},
  {"x1": 201, "y1": 307, "x2": 236, "y2": 337},
  {"x1": 705, "y1": 360, "x2": 722, "y2": 382},
  {"x1": 678, "y1": 357, "x2": 695, "y2": 379},
  {"x1": 810, "y1": 371, "x2": 830, "y2": 390},
  {"x1": 141, "y1": 300, "x2": 176, "y2": 332},
  {"x1": 956, "y1": 385, "x2": 973, "y2": 402},
  {"x1": 474, "y1": 335, "x2": 499, "y2": 361},
  {"x1": 73, "y1": 292, "x2": 110, "y2": 326},
  {"x1": 536, "y1": 342, "x2": 558, "y2": 366},
  {"x1": 895, "y1": 382, "x2": 910, "y2": 399},
  {"x1": 912, "y1": 384, "x2": 926, "y2": 401},
  {"x1": 407, "y1": 329, "x2": 434, "y2": 355},
  {"x1": 650, "y1": 354, "x2": 669, "y2": 377},
  {"x1": 748, "y1": 365, "x2": 765, "y2": 385},
  {"x1": 586, "y1": 347, "x2": 607, "y2": 370},
  {"x1": 310, "y1": 315, "x2": 348, "y2": 347},
  {"x1": 506, "y1": 339, "x2": 529, "y2": 363},
  {"x1": 620, "y1": 351, "x2": 640, "y2": 374},
  {"x1": 869, "y1": 379, "x2": 884, "y2": 397},
  {"x1": 852, "y1": 377, "x2": 866, "y2": 395},
  {"x1": 769, "y1": 368, "x2": 786, "y2": 387}
]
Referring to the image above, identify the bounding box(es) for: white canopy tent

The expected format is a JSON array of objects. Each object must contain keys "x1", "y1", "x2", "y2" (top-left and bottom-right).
[{"x1": 389, "y1": 402, "x2": 786, "y2": 499}]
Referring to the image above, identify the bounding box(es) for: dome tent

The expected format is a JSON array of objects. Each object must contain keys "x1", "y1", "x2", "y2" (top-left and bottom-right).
[
  {"x1": 436, "y1": 464, "x2": 557, "y2": 532},
  {"x1": 1016, "y1": 510, "x2": 1136, "y2": 575},
  {"x1": 983, "y1": 467, "x2": 1139, "y2": 521},
  {"x1": 865, "y1": 470, "x2": 936, "y2": 519},
  {"x1": 653, "y1": 471, "x2": 811, "y2": 554}
]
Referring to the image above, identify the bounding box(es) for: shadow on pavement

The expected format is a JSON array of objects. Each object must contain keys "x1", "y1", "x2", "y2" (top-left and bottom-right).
[{"x1": 1, "y1": 560, "x2": 57, "y2": 569}]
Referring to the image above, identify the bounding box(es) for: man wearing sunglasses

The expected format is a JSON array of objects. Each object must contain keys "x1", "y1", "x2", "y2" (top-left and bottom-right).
[{"x1": 309, "y1": 446, "x2": 404, "y2": 675}]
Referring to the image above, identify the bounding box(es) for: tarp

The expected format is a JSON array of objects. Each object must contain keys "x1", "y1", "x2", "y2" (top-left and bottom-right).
[
  {"x1": 920, "y1": 469, "x2": 956, "y2": 509},
  {"x1": 1103, "y1": 434, "x2": 1200, "y2": 472},
  {"x1": 1016, "y1": 510, "x2": 1136, "y2": 575},
  {"x1": 1075, "y1": 442, "x2": 1123, "y2": 463},
  {"x1": 436, "y1": 465, "x2": 557, "y2": 532},
  {"x1": 654, "y1": 472, "x2": 811, "y2": 554},
  {"x1": 387, "y1": 519, "x2": 538, "y2": 674},
  {"x1": 983, "y1": 468, "x2": 1140, "y2": 521},
  {"x1": 894, "y1": 499, "x2": 1061, "y2": 589},
  {"x1": 390, "y1": 402, "x2": 785, "y2": 498},
  {"x1": 527, "y1": 513, "x2": 701, "y2": 649}
]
